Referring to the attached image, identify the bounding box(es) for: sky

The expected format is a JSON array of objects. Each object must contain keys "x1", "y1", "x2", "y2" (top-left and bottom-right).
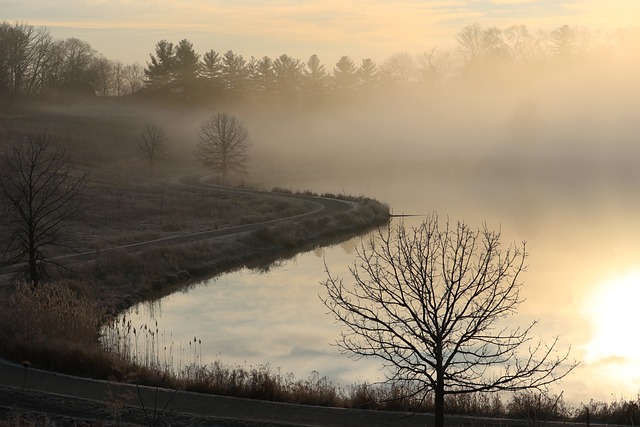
[{"x1": 3, "y1": 0, "x2": 640, "y2": 65}]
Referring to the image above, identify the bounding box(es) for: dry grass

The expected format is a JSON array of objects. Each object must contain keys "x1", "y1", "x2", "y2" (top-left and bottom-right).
[
  {"x1": 0, "y1": 104, "x2": 393, "y2": 414},
  {"x1": 4, "y1": 102, "x2": 617, "y2": 425}
]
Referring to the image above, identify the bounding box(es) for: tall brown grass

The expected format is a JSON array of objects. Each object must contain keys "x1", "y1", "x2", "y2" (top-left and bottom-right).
[
  {"x1": 0, "y1": 280, "x2": 118, "y2": 377},
  {"x1": 5, "y1": 279, "x2": 640, "y2": 425}
]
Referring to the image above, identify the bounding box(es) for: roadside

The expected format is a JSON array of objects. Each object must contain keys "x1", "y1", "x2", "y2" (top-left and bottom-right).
[
  {"x1": 0, "y1": 177, "x2": 401, "y2": 426},
  {"x1": 0, "y1": 358, "x2": 436, "y2": 426}
]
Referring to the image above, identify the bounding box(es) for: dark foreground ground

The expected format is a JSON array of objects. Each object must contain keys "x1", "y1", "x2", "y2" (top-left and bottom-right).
[
  {"x1": 1, "y1": 358, "x2": 435, "y2": 426},
  {"x1": 0, "y1": 359, "x2": 599, "y2": 427}
]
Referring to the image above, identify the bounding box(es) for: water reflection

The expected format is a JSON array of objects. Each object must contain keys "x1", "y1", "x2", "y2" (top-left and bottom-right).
[
  {"x1": 119, "y1": 235, "x2": 386, "y2": 386},
  {"x1": 116, "y1": 205, "x2": 640, "y2": 405}
]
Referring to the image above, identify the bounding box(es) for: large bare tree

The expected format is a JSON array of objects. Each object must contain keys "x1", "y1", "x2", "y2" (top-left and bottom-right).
[
  {"x1": 195, "y1": 112, "x2": 251, "y2": 184},
  {"x1": 0, "y1": 134, "x2": 88, "y2": 286},
  {"x1": 322, "y1": 215, "x2": 577, "y2": 427}
]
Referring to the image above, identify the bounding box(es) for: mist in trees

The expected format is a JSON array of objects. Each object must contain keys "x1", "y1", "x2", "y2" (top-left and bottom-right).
[
  {"x1": 195, "y1": 112, "x2": 252, "y2": 184},
  {"x1": 4, "y1": 20, "x2": 639, "y2": 109},
  {"x1": 136, "y1": 123, "x2": 167, "y2": 175}
]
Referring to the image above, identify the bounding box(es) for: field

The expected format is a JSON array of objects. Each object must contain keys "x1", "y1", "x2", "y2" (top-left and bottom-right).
[
  {"x1": 1, "y1": 99, "x2": 638, "y2": 426},
  {"x1": 0, "y1": 98, "x2": 390, "y2": 394}
]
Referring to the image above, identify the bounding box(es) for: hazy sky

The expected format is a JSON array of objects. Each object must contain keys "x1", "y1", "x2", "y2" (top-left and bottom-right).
[{"x1": 4, "y1": 0, "x2": 639, "y2": 65}]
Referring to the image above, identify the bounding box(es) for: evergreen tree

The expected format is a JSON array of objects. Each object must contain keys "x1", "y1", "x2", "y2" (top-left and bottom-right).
[
  {"x1": 250, "y1": 56, "x2": 275, "y2": 103},
  {"x1": 302, "y1": 54, "x2": 328, "y2": 101},
  {"x1": 272, "y1": 54, "x2": 302, "y2": 102},
  {"x1": 145, "y1": 39, "x2": 175, "y2": 87},
  {"x1": 358, "y1": 58, "x2": 378, "y2": 94},
  {"x1": 221, "y1": 50, "x2": 247, "y2": 100},
  {"x1": 332, "y1": 55, "x2": 358, "y2": 96},
  {"x1": 174, "y1": 39, "x2": 200, "y2": 95}
]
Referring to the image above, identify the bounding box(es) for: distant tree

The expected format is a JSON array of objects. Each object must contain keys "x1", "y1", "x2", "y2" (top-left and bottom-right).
[
  {"x1": 380, "y1": 51, "x2": 415, "y2": 85},
  {"x1": 417, "y1": 47, "x2": 457, "y2": 87},
  {"x1": 112, "y1": 60, "x2": 125, "y2": 96},
  {"x1": 272, "y1": 54, "x2": 303, "y2": 102},
  {"x1": 173, "y1": 39, "x2": 200, "y2": 96},
  {"x1": 0, "y1": 134, "x2": 88, "y2": 287},
  {"x1": 357, "y1": 58, "x2": 378, "y2": 93},
  {"x1": 195, "y1": 112, "x2": 251, "y2": 183},
  {"x1": 38, "y1": 39, "x2": 66, "y2": 95},
  {"x1": 122, "y1": 62, "x2": 144, "y2": 95},
  {"x1": 0, "y1": 23, "x2": 12, "y2": 97},
  {"x1": 221, "y1": 50, "x2": 248, "y2": 100},
  {"x1": 145, "y1": 39, "x2": 175, "y2": 87},
  {"x1": 136, "y1": 123, "x2": 167, "y2": 174},
  {"x1": 250, "y1": 56, "x2": 276, "y2": 103},
  {"x1": 322, "y1": 215, "x2": 577, "y2": 427},
  {"x1": 91, "y1": 55, "x2": 114, "y2": 96},
  {"x1": 0, "y1": 22, "x2": 58, "y2": 97},
  {"x1": 302, "y1": 54, "x2": 328, "y2": 101},
  {"x1": 0, "y1": 22, "x2": 37, "y2": 97},
  {"x1": 456, "y1": 23, "x2": 507, "y2": 66},
  {"x1": 501, "y1": 25, "x2": 536, "y2": 63},
  {"x1": 201, "y1": 50, "x2": 222, "y2": 80},
  {"x1": 18, "y1": 25, "x2": 55, "y2": 95},
  {"x1": 549, "y1": 25, "x2": 577, "y2": 59},
  {"x1": 332, "y1": 55, "x2": 358, "y2": 96},
  {"x1": 200, "y1": 49, "x2": 224, "y2": 98},
  {"x1": 60, "y1": 37, "x2": 96, "y2": 83}
]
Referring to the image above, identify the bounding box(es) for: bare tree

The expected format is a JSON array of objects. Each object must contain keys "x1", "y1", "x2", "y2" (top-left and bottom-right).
[
  {"x1": 417, "y1": 47, "x2": 457, "y2": 87},
  {"x1": 380, "y1": 51, "x2": 415, "y2": 85},
  {"x1": 195, "y1": 112, "x2": 251, "y2": 184},
  {"x1": 322, "y1": 215, "x2": 577, "y2": 427},
  {"x1": 122, "y1": 62, "x2": 144, "y2": 95},
  {"x1": 136, "y1": 123, "x2": 167, "y2": 174},
  {"x1": 0, "y1": 134, "x2": 88, "y2": 286}
]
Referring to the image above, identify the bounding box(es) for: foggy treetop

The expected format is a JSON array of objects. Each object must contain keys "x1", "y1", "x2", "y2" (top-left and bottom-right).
[{"x1": 1, "y1": 20, "x2": 639, "y2": 105}]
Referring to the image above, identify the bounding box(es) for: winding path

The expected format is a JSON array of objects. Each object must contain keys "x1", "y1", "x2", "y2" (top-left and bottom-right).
[
  {"x1": 0, "y1": 174, "x2": 357, "y2": 275},
  {"x1": 0, "y1": 179, "x2": 593, "y2": 426}
]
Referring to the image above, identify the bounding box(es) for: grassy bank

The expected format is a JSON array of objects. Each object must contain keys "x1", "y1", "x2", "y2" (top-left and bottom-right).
[
  {"x1": 2, "y1": 102, "x2": 639, "y2": 426},
  {"x1": 0, "y1": 101, "x2": 388, "y2": 387}
]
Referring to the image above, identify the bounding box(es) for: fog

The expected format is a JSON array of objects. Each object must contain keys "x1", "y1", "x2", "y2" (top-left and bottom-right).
[
  {"x1": 111, "y1": 50, "x2": 640, "y2": 404},
  {"x1": 238, "y1": 64, "x2": 640, "y2": 210}
]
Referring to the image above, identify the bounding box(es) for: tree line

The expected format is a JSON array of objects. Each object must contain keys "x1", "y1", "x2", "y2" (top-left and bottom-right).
[
  {"x1": 1, "y1": 21, "x2": 639, "y2": 103},
  {"x1": 0, "y1": 21, "x2": 144, "y2": 99}
]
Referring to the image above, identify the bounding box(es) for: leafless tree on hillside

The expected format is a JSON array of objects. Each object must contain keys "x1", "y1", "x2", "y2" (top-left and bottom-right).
[
  {"x1": 136, "y1": 123, "x2": 167, "y2": 174},
  {"x1": 195, "y1": 112, "x2": 251, "y2": 184}
]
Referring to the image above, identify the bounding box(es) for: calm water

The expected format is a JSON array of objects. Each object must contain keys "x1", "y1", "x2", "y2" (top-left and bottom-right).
[
  {"x1": 115, "y1": 167, "x2": 640, "y2": 405},
  {"x1": 115, "y1": 99, "x2": 640, "y2": 405}
]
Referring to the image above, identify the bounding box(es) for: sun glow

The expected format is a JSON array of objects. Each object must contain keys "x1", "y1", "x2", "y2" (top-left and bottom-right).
[{"x1": 583, "y1": 271, "x2": 640, "y2": 381}]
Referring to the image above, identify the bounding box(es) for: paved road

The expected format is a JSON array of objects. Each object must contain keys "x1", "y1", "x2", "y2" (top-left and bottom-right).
[
  {"x1": 0, "y1": 358, "x2": 438, "y2": 426},
  {"x1": 1, "y1": 359, "x2": 598, "y2": 426}
]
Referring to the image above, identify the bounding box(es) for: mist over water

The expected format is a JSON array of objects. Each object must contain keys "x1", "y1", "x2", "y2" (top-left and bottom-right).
[{"x1": 115, "y1": 49, "x2": 640, "y2": 405}]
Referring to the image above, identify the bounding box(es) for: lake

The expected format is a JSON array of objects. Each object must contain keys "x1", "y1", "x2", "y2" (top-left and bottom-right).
[{"x1": 114, "y1": 88, "x2": 640, "y2": 405}]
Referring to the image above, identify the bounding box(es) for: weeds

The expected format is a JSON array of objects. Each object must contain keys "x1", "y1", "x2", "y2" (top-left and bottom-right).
[{"x1": 137, "y1": 384, "x2": 178, "y2": 427}]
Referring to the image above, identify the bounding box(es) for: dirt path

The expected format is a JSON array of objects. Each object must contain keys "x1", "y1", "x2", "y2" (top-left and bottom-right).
[{"x1": 0, "y1": 174, "x2": 357, "y2": 276}]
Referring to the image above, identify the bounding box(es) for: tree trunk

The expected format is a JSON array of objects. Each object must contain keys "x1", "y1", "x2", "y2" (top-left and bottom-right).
[
  {"x1": 435, "y1": 372, "x2": 445, "y2": 427},
  {"x1": 28, "y1": 250, "x2": 38, "y2": 287},
  {"x1": 28, "y1": 225, "x2": 39, "y2": 287},
  {"x1": 435, "y1": 343, "x2": 445, "y2": 427}
]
